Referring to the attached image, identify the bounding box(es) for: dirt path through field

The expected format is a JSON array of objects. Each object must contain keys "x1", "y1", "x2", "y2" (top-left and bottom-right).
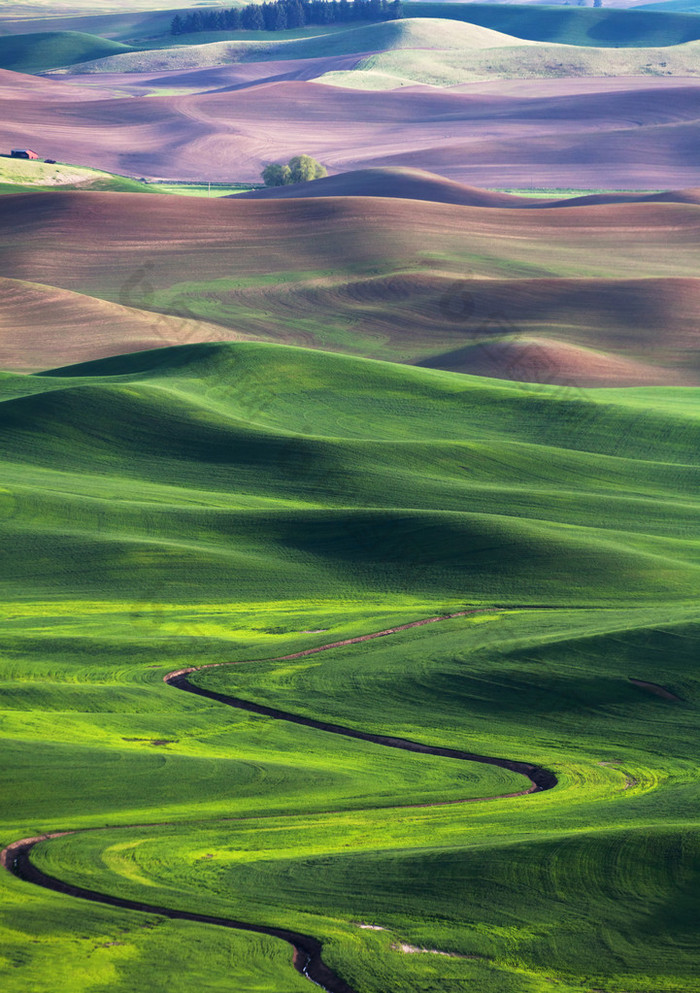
[{"x1": 3, "y1": 607, "x2": 558, "y2": 993}]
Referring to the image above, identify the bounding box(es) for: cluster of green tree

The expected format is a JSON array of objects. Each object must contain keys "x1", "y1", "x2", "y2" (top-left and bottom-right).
[
  {"x1": 171, "y1": 0, "x2": 403, "y2": 35},
  {"x1": 262, "y1": 155, "x2": 328, "y2": 186}
]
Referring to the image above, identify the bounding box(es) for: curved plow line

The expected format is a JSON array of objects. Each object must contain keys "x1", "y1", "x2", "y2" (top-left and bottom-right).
[{"x1": 3, "y1": 607, "x2": 558, "y2": 993}]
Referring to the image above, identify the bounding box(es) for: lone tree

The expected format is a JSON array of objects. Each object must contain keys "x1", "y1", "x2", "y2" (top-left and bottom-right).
[
  {"x1": 288, "y1": 155, "x2": 328, "y2": 183},
  {"x1": 262, "y1": 162, "x2": 292, "y2": 186},
  {"x1": 262, "y1": 155, "x2": 327, "y2": 186}
]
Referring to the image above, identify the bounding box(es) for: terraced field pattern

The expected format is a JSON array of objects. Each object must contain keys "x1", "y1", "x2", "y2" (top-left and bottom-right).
[{"x1": 1, "y1": 2, "x2": 700, "y2": 993}]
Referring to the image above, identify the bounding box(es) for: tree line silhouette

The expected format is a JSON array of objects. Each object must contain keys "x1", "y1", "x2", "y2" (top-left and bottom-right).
[{"x1": 172, "y1": 1, "x2": 403, "y2": 34}]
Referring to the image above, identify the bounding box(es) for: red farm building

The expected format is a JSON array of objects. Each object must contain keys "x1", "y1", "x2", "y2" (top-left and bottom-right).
[{"x1": 10, "y1": 149, "x2": 39, "y2": 159}]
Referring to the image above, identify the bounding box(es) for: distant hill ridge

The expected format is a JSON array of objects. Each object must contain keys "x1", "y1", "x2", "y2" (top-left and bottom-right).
[
  {"x1": 2, "y1": 189, "x2": 700, "y2": 386},
  {"x1": 0, "y1": 31, "x2": 131, "y2": 74},
  {"x1": 404, "y1": 2, "x2": 700, "y2": 46},
  {"x1": 55, "y1": 18, "x2": 539, "y2": 75},
  {"x1": 234, "y1": 166, "x2": 700, "y2": 209}
]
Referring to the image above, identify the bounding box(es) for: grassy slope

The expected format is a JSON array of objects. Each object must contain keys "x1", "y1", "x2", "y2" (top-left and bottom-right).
[
  {"x1": 19, "y1": 5, "x2": 700, "y2": 55},
  {"x1": 0, "y1": 7, "x2": 195, "y2": 42},
  {"x1": 0, "y1": 159, "x2": 259, "y2": 197},
  {"x1": 9, "y1": 5, "x2": 700, "y2": 79},
  {"x1": 58, "y1": 12, "x2": 700, "y2": 76},
  {"x1": 406, "y1": 1, "x2": 700, "y2": 46},
  {"x1": 636, "y1": 0, "x2": 700, "y2": 10},
  {"x1": 1, "y1": 341, "x2": 698, "y2": 992},
  {"x1": 319, "y1": 35, "x2": 700, "y2": 88},
  {"x1": 57, "y1": 19, "x2": 534, "y2": 73},
  {"x1": 0, "y1": 0, "x2": 187, "y2": 14},
  {"x1": 0, "y1": 30, "x2": 131, "y2": 72},
  {"x1": 0, "y1": 158, "x2": 154, "y2": 193},
  {"x1": 39, "y1": 611, "x2": 700, "y2": 993}
]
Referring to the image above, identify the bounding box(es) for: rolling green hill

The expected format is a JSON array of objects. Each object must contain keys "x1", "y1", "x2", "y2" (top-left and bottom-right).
[
  {"x1": 406, "y1": 2, "x2": 700, "y2": 46},
  {"x1": 0, "y1": 159, "x2": 256, "y2": 197},
  {"x1": 9, "y1": 4, "x2": 700, "y2": 79},
  {"x1": 54, "y1": 13, "x2": 700, "y2": 79},
  {"x1": 0, "y1": 157, "x2": 155, "y2": 194},
  {"x1": 317, "y1": 32, "x2": 700, "y2": 88},
  {"x1": 57, "y1": 18, "x2": 537, "y2": 74},
  {"x1": 0, "y1": 7, "x2": 194, "y2": 43},
  {"x1": 1, "y1": 341, "x2": 698, "y2": 992},
  {"x1": 641, "y1": 0, "x2": 700, "y2": 11},
  {"x1": 0, "y1": 30, "x2": 132, "y2": 73}
]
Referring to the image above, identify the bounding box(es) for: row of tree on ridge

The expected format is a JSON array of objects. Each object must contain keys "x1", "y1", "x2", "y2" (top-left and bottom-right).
[{"x1": 172, "y1": 0, "x2": 403, "y2": 34}]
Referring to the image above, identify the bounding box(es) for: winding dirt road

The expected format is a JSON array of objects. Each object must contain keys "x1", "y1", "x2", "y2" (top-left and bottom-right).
[{"x1": 3, "y1": 608, "x2": 557, "y2": 993}]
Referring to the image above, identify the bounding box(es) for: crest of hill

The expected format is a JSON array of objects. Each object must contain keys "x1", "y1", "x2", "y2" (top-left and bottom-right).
[
  {"x1": 234, "y1": 168, "x2": 700, "y2": 210},
  {"x1": 320, "y1": 36, "x2": 700, "y2": 87},
  {"x1": 0, "y1": 156, "x2": 154, "y2": 194},
  {"x1": 21, "y1": 339, "x2": 700, "y2": 467},
  {"x1": 12, "y1": 189, "x2": 700, "y2": 285},
  {"x1": 233, "y1": 168, "x2": 532, "y2": 207},
  {"x1": 0, "y1": 7, "x2": 186, "y2": 41},
  {"x1": 404, "y1": 2, "x2": 700, "y2": 47},
  {"x1": 3, "y1": 192, "x2": 700, "y2": 386},
  {"x1": 640, "y1": 0, "x2": 700, "y2": 10},
  {"x1": 0, "y1": 277, "x2": 250, "y2": 373},
  {"x1": 558, "y1": 187, "x2": 700, "y2": 207},
  {"x1": 0, "y1": 66, "x2": 105, "y2": 99},
  {"x1": 0, "y1": 31, "x2": 132, "y2": 74},
  {"x1": 57, "y1": 18, "x2": 535, "y2": 74},
  {"x1": 416, "y1": 335, "x2": 688, "y2": 386},
  {"x1": 6, "y1": 340, "x2": 700, "y2": 612}
]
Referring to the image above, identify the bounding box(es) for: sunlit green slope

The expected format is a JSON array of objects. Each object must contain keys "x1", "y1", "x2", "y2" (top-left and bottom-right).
[
  {"x1": 0, "y1": 30, "x2": 131, "y2": 72},
  {"x1": 1, "y1": 342, "x2": 698, "y2": 993}
]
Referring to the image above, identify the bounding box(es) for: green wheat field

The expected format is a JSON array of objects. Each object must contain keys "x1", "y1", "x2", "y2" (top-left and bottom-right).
[{"x1": 1, "y1": 341, "x2": 698, "y2": 992}]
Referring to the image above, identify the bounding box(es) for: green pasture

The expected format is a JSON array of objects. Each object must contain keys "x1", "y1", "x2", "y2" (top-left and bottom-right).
[
  {"x1": 150, "y1": 182, "x2": 259, "y2": 197},
  {"x1": 405, "y1": 1, "x2": 700, "y2": 47},
  {"x1": 323, "y1": 34, "x2": 700, "y2": 88},
  {"x1": 7, "y1": 4, "x2": 700, "y2": 80},
  {"x1": 4, "y1": 0, "x2": 700, "y2": 52},
  {"x1": 0, "y1": 342, "x2": 698, "y2": 992},
  {"x1": 641, "y1": 0, "x2": 700, "y2": 10},
  {"x1": 0, "y1": 160, "x2": 256, "y2": 196},
  {"x1": 54, "y1": 20, "x2": 466, "y2": 73},
  {"x1": 145, "y1": 23, "x2": 377, "y2": 47},
  {"x1": 0, "y1": 160, "x2": 154, "y2": 195},
  {"x1": 0, "y1": 30, "x2": 131, "y2": 72},
  {"x1": 491, "y1": 188, "x2": 653, "y2": 198},
  {"x1": 19, "y1": 6, "x2": 700, "y2": 78}
]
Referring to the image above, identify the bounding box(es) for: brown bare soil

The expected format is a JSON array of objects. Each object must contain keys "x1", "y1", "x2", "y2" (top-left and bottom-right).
[
  {"x1": 417, "y1": 335, "x2": 693, "y2": 387},
  {"x1": 0, "y1": 833, "x2": 71, "y2": 871},
  {"x1": 559, "y1": 189, "x2": 700, "y2": 208},
  {"x1": 2, "y1": 191, "x2": 700, "y2": 384},
  {"x1": 0, "y1": 67, "x2": 115, "y2": 102},
  {"x1": 234, "y1": 167, "x2": 535, "y2": 207},
  {"x1": 236, "y1": 165, "x2": 700, "y2": 213},
  {"x1": 0, "y1": 277, "x2": 249, "y2": 372},
  {"x1": 1, "y1": 69, "x2": 699, "y2": 187},
  {"x1": 629, "y1": 678, "x2": 682, "y2": 701},
  {"x1": 65, "y1": 54, "x2": 372, "y2": 98}
]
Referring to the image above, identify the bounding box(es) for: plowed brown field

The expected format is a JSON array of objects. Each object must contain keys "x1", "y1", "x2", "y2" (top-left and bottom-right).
[
  {"x1": 2, "y1": 191, "x2": 699, "y2": 382},
  {"x1": 2, "y1": 68, "x2": 699, "y2": 187}
]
